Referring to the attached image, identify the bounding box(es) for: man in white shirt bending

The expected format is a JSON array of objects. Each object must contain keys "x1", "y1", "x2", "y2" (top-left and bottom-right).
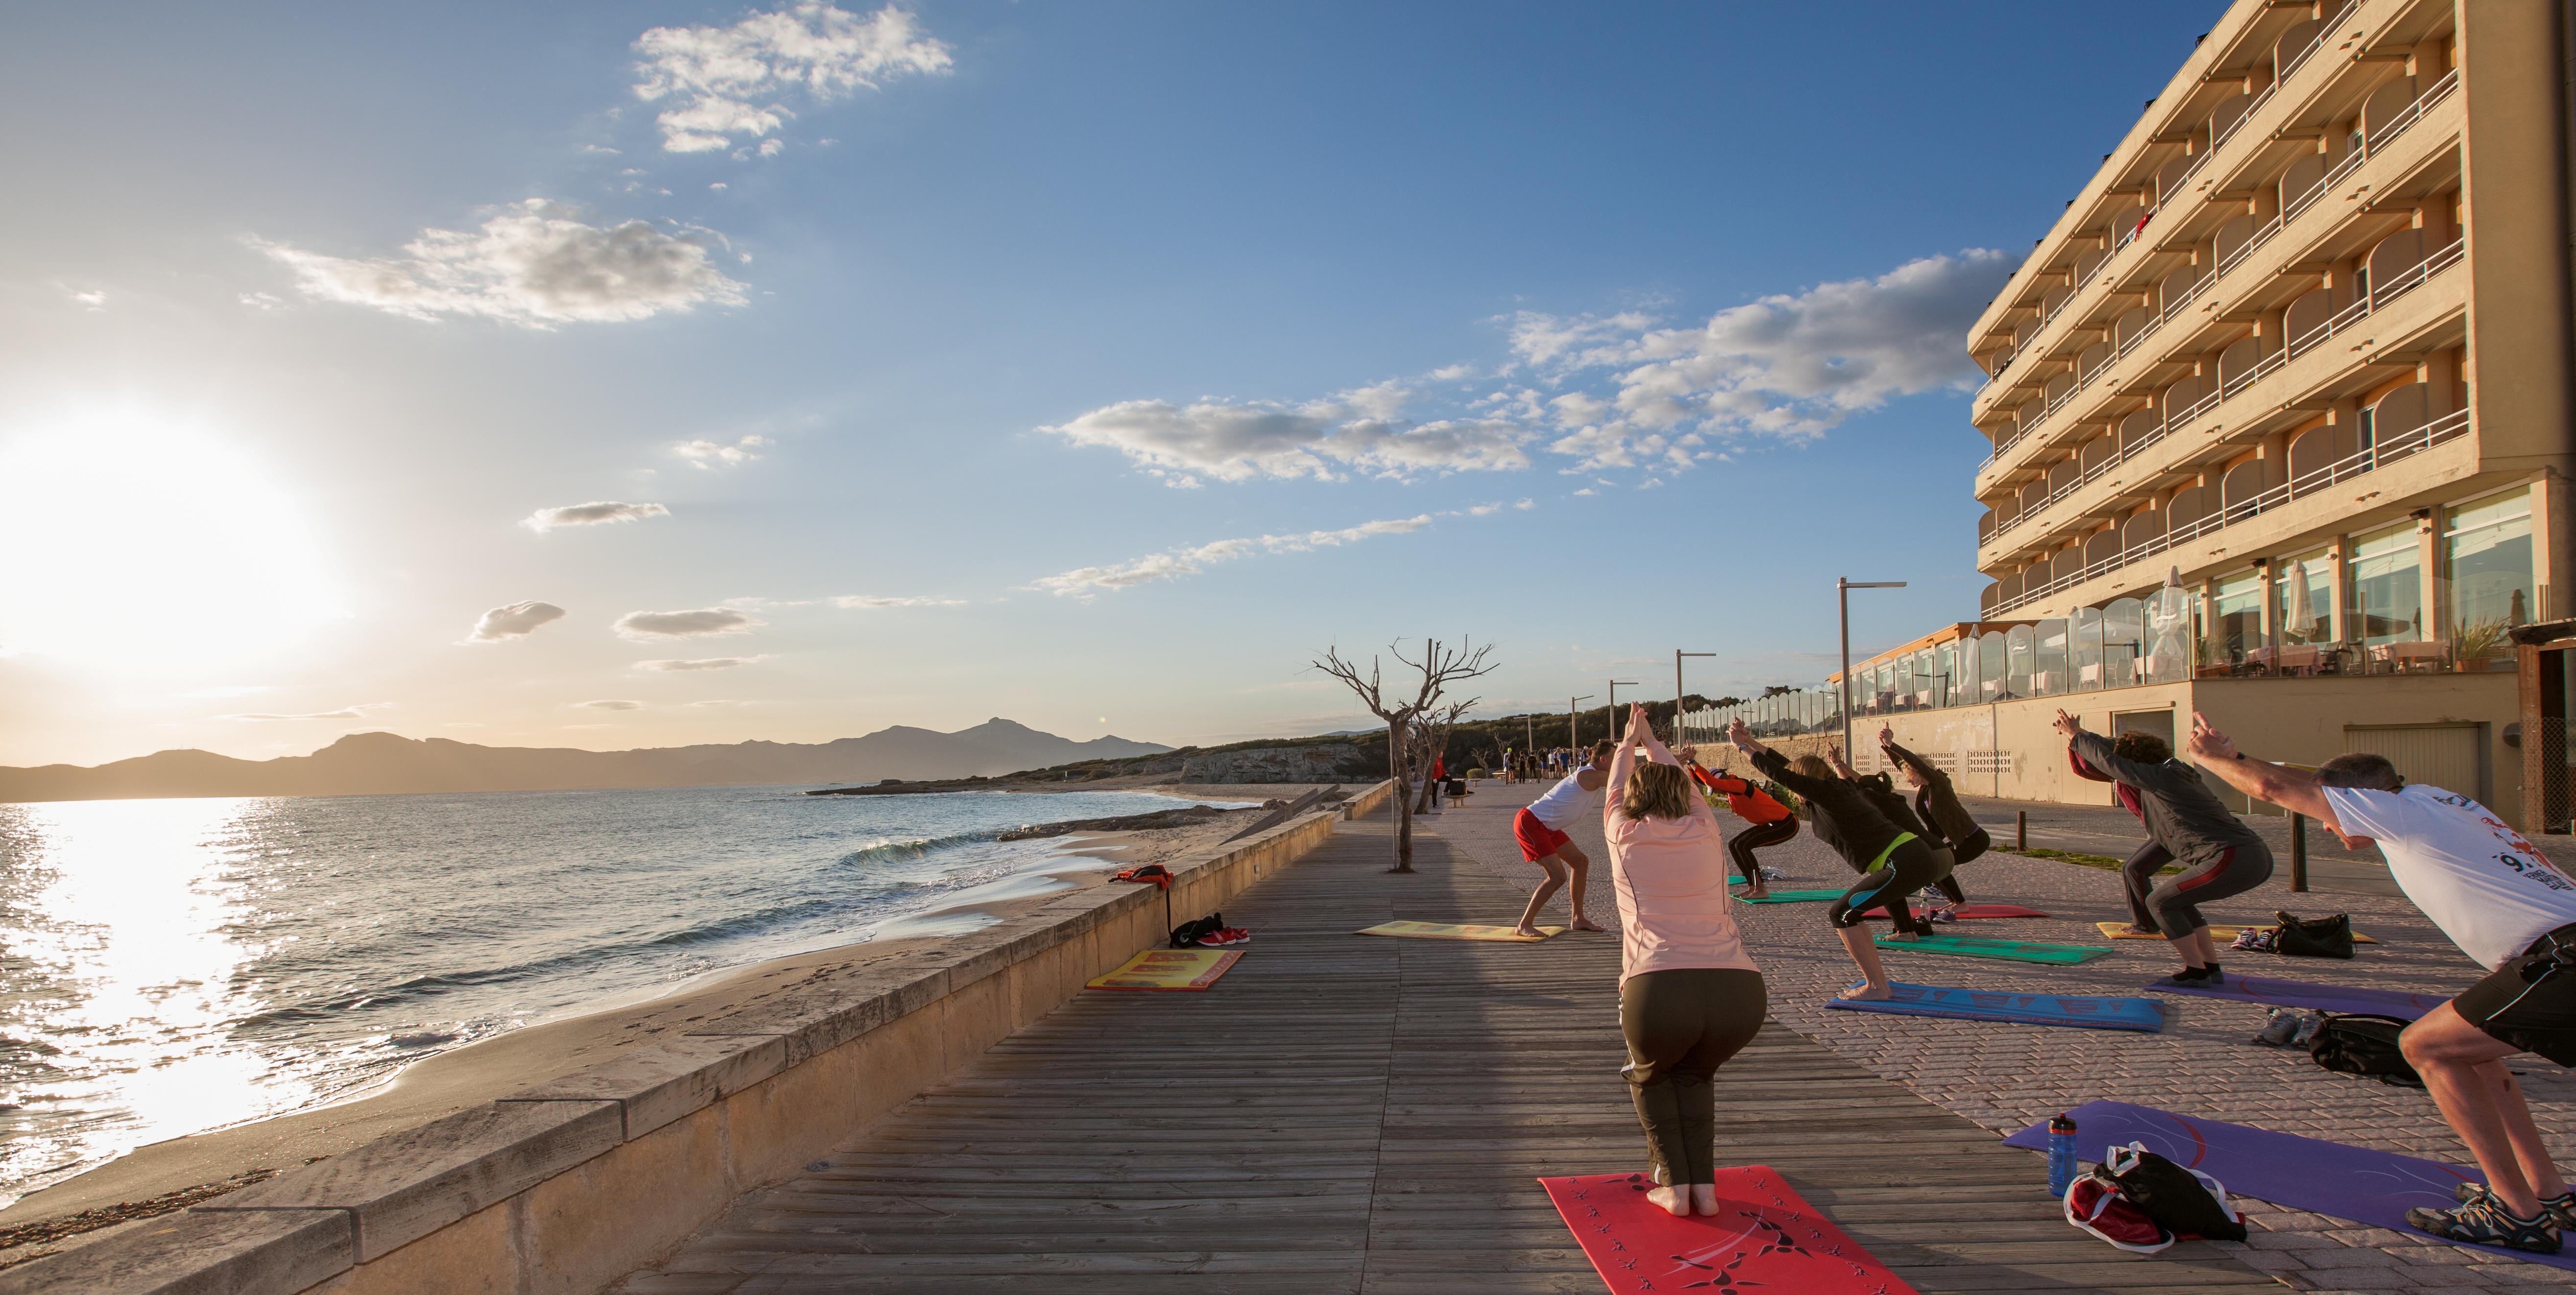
[
  {"x1": 2189, "y1": 711, "x2": 2576, "y2": 1255},
  {"x1": 1511, "y1": 739, "x2": 1616, "y2": 937}
]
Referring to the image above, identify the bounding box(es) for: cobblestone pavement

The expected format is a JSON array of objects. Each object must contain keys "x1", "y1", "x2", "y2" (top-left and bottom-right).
[{"x1": 1430, "y1": 777, "x2": 2576, "y2": 1294}]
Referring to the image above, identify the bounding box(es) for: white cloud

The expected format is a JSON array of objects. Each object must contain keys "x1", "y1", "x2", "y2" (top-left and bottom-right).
[
  {"x1": 575, "y1": 698, "x2": 644, "y2": 710},
  {"x1": 468, "y1": 600, "x2": 568, "y2": 642},
  {"x1": 1031, "y1": 515, "x2": 1434, "y2": 597},
  {"x1": 674, "y1": 434, "x2": 770, "y2": 468},
  {"x1": 523, "y1": 501, "x2": 670, "y2": 532},
  {"x1": 637, "y1": 656, "x2": 767, "y2": 671},
  {"x1": 615, "y1": 607, "x2": 762, "y2": 638},
  {"x1": 223, "y1": 703, "x2": 392, "y2": 721},
  {"x1": 257, "y1": 200, "x2": 746, "y2": 328},
  {"x1": 829, "y1": 594, "x2": 965, "y2": 609},
  {"x1": 239, "y1": 291, "x2": 284, "y2": 310},
  {"x1": 632, "y1": 2, "x2": 952, "y2": 153},
  {"x1": 70, "y1": 289, "x2": 106, "y2": 310},
  {"x1": 1041, "y1": 393, "x2": 1532, "y2": 485}
]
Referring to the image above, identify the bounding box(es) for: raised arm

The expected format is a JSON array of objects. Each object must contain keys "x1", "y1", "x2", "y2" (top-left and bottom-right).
[
  {"x1": 2186, "y1": 711, "x2": 2342, "y2": 829},
  {"x1": 1604, "y1": 710, "x2": 1644, "y2": 819},
  {"x1": 1632, "y1": 705, "x2": 1681, "y2": 767},
  {"x1": 1879, "y1": 724, "x2": 1934, "y2": 784},
  {"x1": 2053, "y1": 709, "x2": 2171, "y2": 787}
]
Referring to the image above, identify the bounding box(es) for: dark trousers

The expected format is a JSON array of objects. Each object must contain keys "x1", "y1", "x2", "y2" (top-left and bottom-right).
[
  {"x1": 1829, "y1": 838, "x2": 1947, "y2": 936},
  {"x1": 1725, "y1": 818, "x2": 1797, "y2": 885},
  {"x1": 1620, "y1": 968, "x2": 1767, "y2": 1186},
  {"x1": 1930, "y1": 827, "x2": 1989, "y2": 905},
  {"x1": 2147, "y1": 841, "x2": 2275, "y2": 938},
  {"x1": 2119, "y1": 838, "x2": 2175, "y2": 930}
]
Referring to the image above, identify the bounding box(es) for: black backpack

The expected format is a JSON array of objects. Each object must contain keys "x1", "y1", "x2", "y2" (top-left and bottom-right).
[
  {"x1": 2275, "y1": 911, "x2": 2356, "y2": 959},
  {"x1": 1169, "y1": 912, "x2": 1223, "y2": 948},
  {"x1": 2309, "y1": 1013, "x2": 2423, "y2": 1086}
]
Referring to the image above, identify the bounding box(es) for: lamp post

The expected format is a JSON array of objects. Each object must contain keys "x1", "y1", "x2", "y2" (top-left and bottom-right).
[
  {"x1": 1607, "y1": 680, "x2": 1639, "y2": 740},
  {"x1": 1675, "y1": 650, "x2": 1714, "y2": 745},
  {"x1": 1569, "y1": 695, "x2": 1592, "y2": 750},
  {"x1": 1838, "y1": 577, "x2": 1908, "y2": 757}
]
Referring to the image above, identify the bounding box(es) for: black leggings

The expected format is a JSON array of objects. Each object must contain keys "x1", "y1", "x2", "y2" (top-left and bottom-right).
[
  {"x1": 1929, "y1": 828, "x2": 1989, "y2": 905},
  {"x1": 2119, "y1": 838, "x2": 2175, "y2": 930},
  {"x1": 1620, "y1": 968, "x2": 1767, "y2": 1187},
  {"x1": 1829, "y1": 838, "x2": 1948, "y2": 936},
  {"x1": 2147, "y1": 841, "x2": 2275, "y2": 938},
  {"x1": 1726, "y1": 818, "x2": 1797, "y2": 885}
]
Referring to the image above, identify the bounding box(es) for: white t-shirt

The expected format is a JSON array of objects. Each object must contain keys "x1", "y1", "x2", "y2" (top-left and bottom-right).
[
  {"x1": 1527, "y1": 770, "x2": 1601, "y2": 830},
  {"x1": 2324, "y1": 784, "x2": 2576, "y2": 969}
]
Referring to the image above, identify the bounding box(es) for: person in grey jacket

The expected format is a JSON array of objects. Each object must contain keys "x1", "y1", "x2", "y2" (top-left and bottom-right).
[{"x1": 2052, "y1": 708, "x2": 2272, "y2": 986}]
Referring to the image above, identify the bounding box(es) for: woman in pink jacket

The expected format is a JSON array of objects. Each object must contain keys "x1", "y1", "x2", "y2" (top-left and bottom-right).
[{"x1": 1603, "y1": 704, "x2": 1768, "y2": 1218}]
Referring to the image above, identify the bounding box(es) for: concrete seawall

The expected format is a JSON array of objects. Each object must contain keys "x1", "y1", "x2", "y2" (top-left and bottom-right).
[{"x1": 6, "y1": 779, "x2": 1393, "y2": 1295}]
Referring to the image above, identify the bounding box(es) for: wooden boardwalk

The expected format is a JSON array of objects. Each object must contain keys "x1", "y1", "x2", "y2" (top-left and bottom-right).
[{"x1": 618, "y1": 811, "x2": 2272, "y2": 1294}]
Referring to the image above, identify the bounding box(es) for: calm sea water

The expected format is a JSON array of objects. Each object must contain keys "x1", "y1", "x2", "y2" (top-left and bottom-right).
[{"x1": 0, "y1": 785, "x2": 1235, "y2": 1205}]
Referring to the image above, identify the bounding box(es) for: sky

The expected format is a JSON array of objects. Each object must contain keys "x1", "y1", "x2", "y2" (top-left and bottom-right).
[{"x1": 0, "y1": 0, "x2": 2232, "y2": 767}]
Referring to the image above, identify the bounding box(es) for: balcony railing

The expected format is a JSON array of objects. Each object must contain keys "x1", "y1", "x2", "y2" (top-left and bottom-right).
[
  {"x1": 2368, "y1": 67, "x2": 2459, "y2": 153},
  {"x1": 2276, "y1": 0, "x2": 2358, "y2": 87},
  {"x1": 1984, "y1": 232, "x2": 2463, "y2": 552},
  {"x1": 1990, "y1": 407, "x2": 2471, "y2": 616}
]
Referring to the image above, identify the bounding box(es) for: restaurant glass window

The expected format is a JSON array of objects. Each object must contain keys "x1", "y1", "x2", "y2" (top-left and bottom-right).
[
  {"x1": 2102, "y1": 597, "x2": 2147, "y2": 688},
  {"x1": 2034, "y1": 619, "x2": 2069, "y2": 696},
  {"x1": 2274, "y1": 547, "x2": 2334, "y2": 643},
  {"x1": 2070, "y1": 606, "x2": 2104, "y2": 692},
  {"x1": 2145, "y1": 587, "x2": 2194, "y2": 683},
  {"x1": 1934, "y1": 642, "x2": 1960, "y2": 707},
  {"x1": 1979, "y1": 630, "x2": 2007, "y2": 700},
  {"x1": 2446, "y1": 488, "x2": 2536, "y2": 631},
  {"x1": 2005, "y1": 624, "x2": 2035, "y2": 699},
  {"x1": 2211, "y1": 571, "x2": 2263, "y2": 666},
  {"x1": 2349, "y1": 520, "x2": 2425, "y2": 646}
]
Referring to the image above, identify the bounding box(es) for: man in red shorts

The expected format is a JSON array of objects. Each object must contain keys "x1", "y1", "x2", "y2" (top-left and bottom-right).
[{"x1": 1512, "y1": 739, "x2": 1615, "y2": 936}]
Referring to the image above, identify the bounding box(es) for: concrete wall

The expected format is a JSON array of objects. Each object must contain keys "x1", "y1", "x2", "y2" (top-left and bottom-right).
[
  {"x1": 4, "y1": 781, "x2": 1394, "y2": 1295},
  {"x1": 1694, "y1": 675, "x2": 2517, "y2": 819}
]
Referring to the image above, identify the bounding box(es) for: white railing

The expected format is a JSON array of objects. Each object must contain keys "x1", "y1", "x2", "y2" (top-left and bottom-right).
[
  {"x1": 2368, "y1": 68, "x2": 2459, "y2": 153},
  {"x1": 2216, "y1": 214, "x2": 2283, "y2": 278},
  {"x1": 1984, "y1": 231, "x2": 2465, "y2": 551},
  {"x1": 2210, "y1": 79, "x2": 2280, "y2": 154},
  {"x1": 2276, "y1": 1, "x2": 2358, "y2": 87},
  {"x1": 1991, "y1": 408, "x2": 2471, "y2": 615}
]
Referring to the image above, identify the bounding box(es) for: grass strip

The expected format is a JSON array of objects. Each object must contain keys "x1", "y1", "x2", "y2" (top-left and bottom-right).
[{"x1": 2006, "y1": 845, "x2": 2183, "y2": 876}]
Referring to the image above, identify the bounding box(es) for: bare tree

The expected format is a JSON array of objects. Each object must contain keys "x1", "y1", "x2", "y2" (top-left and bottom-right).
[
  {"x1": 1314, "y1": 637, "x2": 1497, "y2": 871},
  {"x1": 1410, "y1": 698, "x2": 1473, "y2": 815}
]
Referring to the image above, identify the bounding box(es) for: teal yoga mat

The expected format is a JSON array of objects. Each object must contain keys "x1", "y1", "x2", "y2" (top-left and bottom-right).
[
  {"x1": 1734, "y1": 888, "x2": 1843, "y2": 904},
  {"x1": 1871, "y1": 933, "x2": 2113, "y2": 964}
]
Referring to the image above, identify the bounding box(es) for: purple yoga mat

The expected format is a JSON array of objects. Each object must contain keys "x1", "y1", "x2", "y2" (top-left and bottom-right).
[
  {"x1": 2146, "y1": 974, "x2": 2450, "y2": 1021},
  {"x1": 2005, "y1": 1102, "x2": 2576, "y2": 1271}
]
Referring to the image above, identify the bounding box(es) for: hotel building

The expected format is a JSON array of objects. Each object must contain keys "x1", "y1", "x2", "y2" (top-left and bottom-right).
[{"x1": 1683, "y1": 0, "x2": 2574, "y2": 826}]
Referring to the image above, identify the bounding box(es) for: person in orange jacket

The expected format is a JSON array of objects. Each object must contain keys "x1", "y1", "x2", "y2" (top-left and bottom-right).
[{"x1": 1677, "y1": 746, "x2": 1797, "y2": 900}]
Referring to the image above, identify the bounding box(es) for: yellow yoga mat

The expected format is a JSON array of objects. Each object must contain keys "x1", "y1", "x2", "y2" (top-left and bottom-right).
[
  {"x1": 1087, "y1": 948, "x2": 1243, "y2": 991},
  {"x1": 2095, "y1": 921, "x2": 2377, "y2": 945},
  {"x1": 1357, "y1": 920, "x2": 1565, "y2": 942}
]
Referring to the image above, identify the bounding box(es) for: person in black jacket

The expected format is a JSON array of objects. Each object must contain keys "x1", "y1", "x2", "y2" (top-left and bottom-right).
[
  {"x1": 1880, "y1": 725, "x2": 1989, "y2": 911},
  {"x1": 1831, "y1": 743, "x2": 1968, "y2": 919},
  {"x1": 2053, "y1": 709, "x2": 2272, "y2": 986},
  {"x1": 1728, "y1": 719, "x2": 1951, "y2": 1001}
]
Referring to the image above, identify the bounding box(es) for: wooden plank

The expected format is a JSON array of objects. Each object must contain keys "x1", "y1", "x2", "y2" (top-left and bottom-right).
[{"x1": 612, "y1": 814, "x2": 2273, "y2": 1295}]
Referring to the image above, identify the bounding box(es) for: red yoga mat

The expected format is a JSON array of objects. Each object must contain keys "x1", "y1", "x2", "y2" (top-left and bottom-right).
[
  {"x1": 1540, "y1": 1167, "x2": 1919, "y2": 1295},
  {"x1": 1859, "y1": 903, "x2": 2051, "y2": 921}
]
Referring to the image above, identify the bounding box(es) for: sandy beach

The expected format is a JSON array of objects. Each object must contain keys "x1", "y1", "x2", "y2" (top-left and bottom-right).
[{"x1": 0, "y1": 783, "x2": 1333, "y2": 1263}]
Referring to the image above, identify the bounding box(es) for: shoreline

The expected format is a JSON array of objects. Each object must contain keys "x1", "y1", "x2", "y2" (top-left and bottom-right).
[{"x1": 0, "y1": 784, "x2": 1323, "y2": 1259}]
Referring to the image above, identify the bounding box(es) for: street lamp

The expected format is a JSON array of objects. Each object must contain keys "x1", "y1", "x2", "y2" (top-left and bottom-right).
[
  {"x1": 1607, "y1": 680, "x2": 1639, "y2": 739},
  {"x1": 1569, "y1": 695, "x2": 1593, "y2": 749},
  {"x1": 1675, "y1": 650, "x2": 1714, "y2": 745},
  {"x1": 1838, "y1": 577, "x2": 1908, "y2": 756}
]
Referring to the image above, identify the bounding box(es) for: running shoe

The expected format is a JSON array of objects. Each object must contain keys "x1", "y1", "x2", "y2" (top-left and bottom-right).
[
  {"x1": 2253, "y1": 1007, "x2": 2303, "y2": 1047},
  {"x1": 2408, "y1": 1195, "x2": 2562, "y2": 1253},
  {"x1": 2288, "y1": 1012, "x2": 2326, "y2": 1047},
  {"x1": 2453, "y1": 1182, "x2": 2576, "y2": 1231}
]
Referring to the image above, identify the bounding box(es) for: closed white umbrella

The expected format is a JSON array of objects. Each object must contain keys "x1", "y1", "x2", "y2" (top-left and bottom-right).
[
  {"x1": 2284, "y1": 559, "x2": 2316, "y2": 642},
  {"x1": 2147, "y1": 568, "x2": 2191, "y2": 680}
]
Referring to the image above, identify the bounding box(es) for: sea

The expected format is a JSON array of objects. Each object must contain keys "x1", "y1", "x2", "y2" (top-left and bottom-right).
[{"x1": 0, "y1": 784, "x2": 1241, "y2": 1207}]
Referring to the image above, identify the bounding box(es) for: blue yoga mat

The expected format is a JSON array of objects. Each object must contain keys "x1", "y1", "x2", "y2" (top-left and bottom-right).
[
  {"x1": 1826, "y1": 982, "x2": 2163, "y2": 1032},
  {"x1": 2146, "y1": 974, "x2": 2449, "y2": 1021},
  {"x1": 2004, "y1": 1102, "x2": 2576, "y2": 1272}
]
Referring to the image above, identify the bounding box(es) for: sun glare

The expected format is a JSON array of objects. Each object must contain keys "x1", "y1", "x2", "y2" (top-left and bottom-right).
[{"x1": 0, "y1": 410, "x2": 337, "y2": 674}]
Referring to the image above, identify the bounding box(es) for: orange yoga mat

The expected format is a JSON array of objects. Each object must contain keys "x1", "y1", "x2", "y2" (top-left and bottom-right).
[
  {"x1": 1086, "y1": 948, "x2": 1242, "y2": 991},
  {"x1": 1357, "y1": 920, "x2": 1563, "y2": 941},
  {"x1": 2096, "y1": 921, "x2": 2377, "y2": 944}
]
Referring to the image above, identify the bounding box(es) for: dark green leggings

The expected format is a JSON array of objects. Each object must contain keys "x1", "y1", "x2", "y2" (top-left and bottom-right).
[{"x1": 1619, "y1": 967, "x2": 1767, "y2": 1186}]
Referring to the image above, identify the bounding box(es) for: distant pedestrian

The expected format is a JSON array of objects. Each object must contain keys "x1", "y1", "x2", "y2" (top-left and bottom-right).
[
  {"x1": 2190, "y1": 713, "x2": 2576, "y2": 1254},
  {"x1": 1604, "y1": 706, "x2": 1766, "y2": 1218}
]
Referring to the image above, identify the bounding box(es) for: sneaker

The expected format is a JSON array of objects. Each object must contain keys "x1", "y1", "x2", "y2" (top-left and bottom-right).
[
  {"x1": 2288, "y1": 1012, "x2": 2326, "y2": 1047},
  {"x1": 2409, "y1": 1194, "x2": 2562, "y2": 1252},
  {"x1": 2157, "y1": 969, "x2": 2215, "y2": 988},
  {"x1": 2454, "y1": 1182, "x2": 2576, "y2": 1232},
  {"x1": 2254, "y1": 1007, "x2": 2303, "y2": 1047}
]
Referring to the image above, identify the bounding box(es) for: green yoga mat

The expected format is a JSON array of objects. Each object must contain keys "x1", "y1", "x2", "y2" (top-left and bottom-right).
[
  {"x1": 1871, "y1": 933, "x2": 2113, "y2": 964},
  {"x1": 1735, "y1": 888, "x2": 1844, "y2": 904}
]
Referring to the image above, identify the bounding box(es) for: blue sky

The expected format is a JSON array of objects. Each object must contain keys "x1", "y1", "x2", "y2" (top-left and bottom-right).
[{"x1": 0, "y1": 1, "x2": 2230, "y2": 765}]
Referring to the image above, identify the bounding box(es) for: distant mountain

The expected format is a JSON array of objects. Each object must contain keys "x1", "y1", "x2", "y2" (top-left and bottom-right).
[{"x1": 0, "y1": 719, "x2": 1171, "y2": 804}]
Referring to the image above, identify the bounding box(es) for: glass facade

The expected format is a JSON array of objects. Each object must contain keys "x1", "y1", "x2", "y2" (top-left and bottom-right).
[
  {"x1": 2211, "y1": 571, "x2": 2263, "y2": 665},
  {"x1": 2446, "y1": 488, "x2": 2534, "y2": 630},
  {"x1": 2273, "y1": 547, "x2": 2334, "y2": 643},
  {"x1": 2349, "y1": 521, "x2": 2424, "y2": 645}
]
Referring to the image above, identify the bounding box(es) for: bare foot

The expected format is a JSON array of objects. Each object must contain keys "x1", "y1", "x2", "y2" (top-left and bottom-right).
[
  {"x1": 1690, "y1": 1183, "x2": 1719, "y2": 1215},
  {"x1": 1646, "y1": 1184, "x2": 1691, "y2": 1217},
  {"x1": 1512, "y1": 925, "x2": 1543, "y2": 939},
  {"x1": 1569, "y1": 916, "x2": 1605, "y2": 932},
  {"x1": 1837, "y1": 982, "x2": 1894, "y2": 1002},
  {"x1": 1884, "y1": 930, "x2": 1920, "y2": 942},
  {"x1": 1744, "y1": 887, "x2": 1770, "y2": 900},
  {"x1": 2121, "y1": 924, "x2": 2158, "y2": 936}
]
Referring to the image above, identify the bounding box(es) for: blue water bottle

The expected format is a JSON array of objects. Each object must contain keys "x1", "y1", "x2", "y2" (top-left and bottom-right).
[{"x1": 2048, "y1": 1114, "x2": 2079, "y2": 1197}]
